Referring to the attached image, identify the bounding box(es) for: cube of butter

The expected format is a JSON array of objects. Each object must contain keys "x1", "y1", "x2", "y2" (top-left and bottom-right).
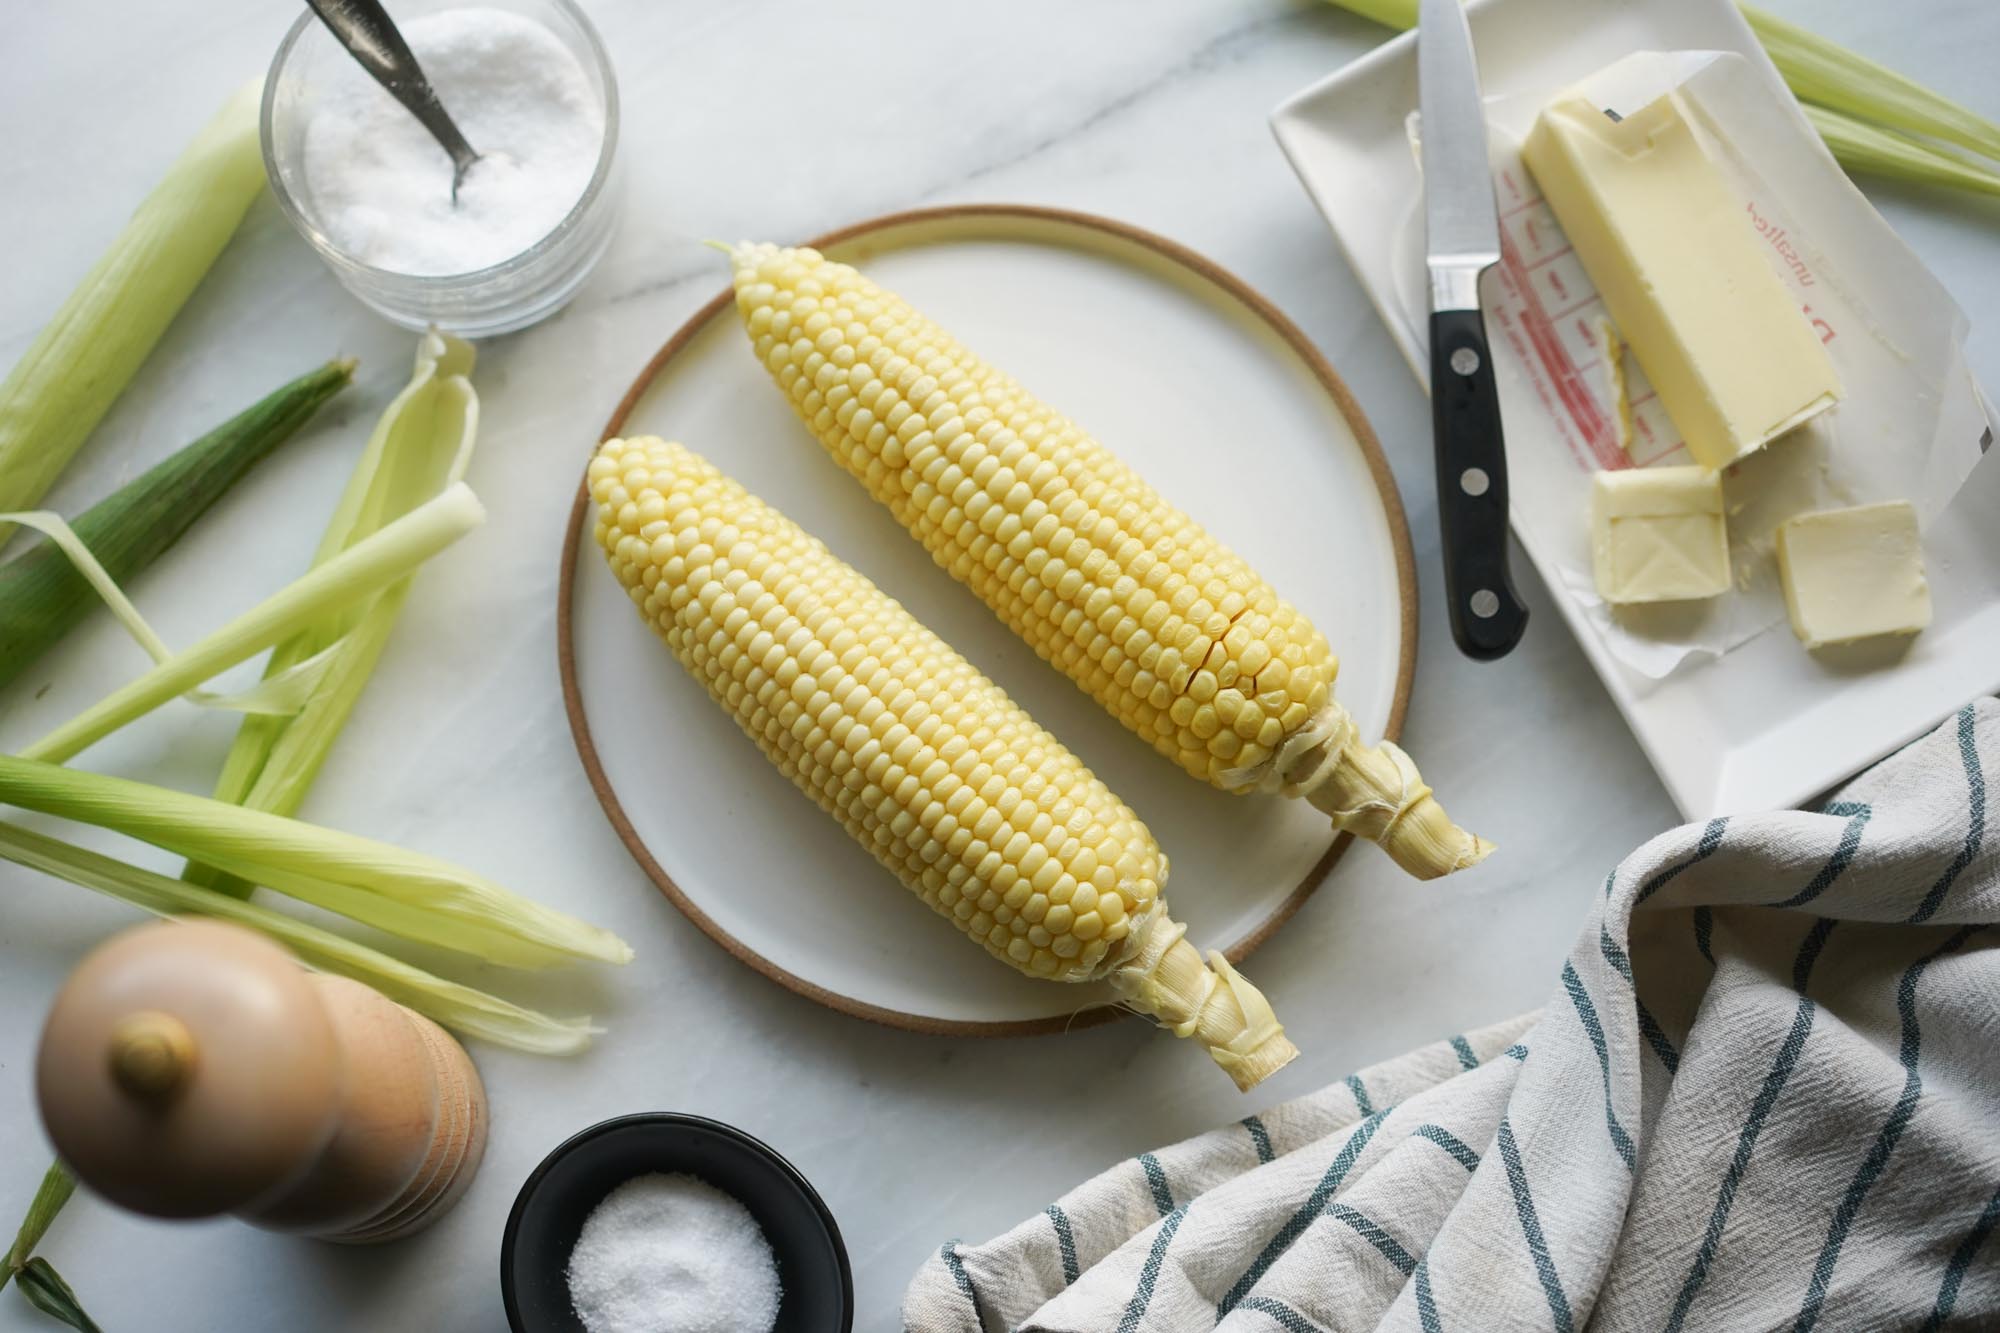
[
  {"x1": 1591, "y1": 466, "x2": 1730, "y2": 604},
  {"x1": 1775, "y1": 501, "x2": 1931, "y2": 649},
  {"x1": 1523, "y1": 92, "x2": 1841, "y2": 471}
]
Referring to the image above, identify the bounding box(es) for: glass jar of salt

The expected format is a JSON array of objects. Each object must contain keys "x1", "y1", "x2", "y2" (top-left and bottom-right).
[{"x1": 261, "y1": 0, "x2": 619, "y2": 335}]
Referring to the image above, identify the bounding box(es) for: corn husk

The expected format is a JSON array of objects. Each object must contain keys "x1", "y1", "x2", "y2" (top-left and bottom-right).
[
  {"x1": 0, "y1": 82, "x2": 265, "y2": 547},
  {"x1": 17, "y1": 484, "x2": 484, "y2": 766},
  {"x1": 0, "y1": 361, "x2": 353, "y2": 691},
  {"x1": 192, "y1": 333, "x2": 479, "y2": 895},
  {"x1": 1743, "y1": 7, "x2": 2000, "y2": 164},
  {"x1": 0, "y1": 821, "x2": 596, "y2": 1054},
  {"x1": 0, "y1": 754, "x2": 633, "y2": 969},
  {"x1": 1316, "y1": 0, "x2": 2000, "y2": 195},
  {"x1": 1805, "y1": 102, "x2": 2000, "y2": 198}
]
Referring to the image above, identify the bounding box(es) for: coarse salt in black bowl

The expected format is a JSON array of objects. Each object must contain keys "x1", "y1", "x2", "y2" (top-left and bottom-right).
[{"x1": 502, "y1": 1113, "x2": 853, "y2": 1332}]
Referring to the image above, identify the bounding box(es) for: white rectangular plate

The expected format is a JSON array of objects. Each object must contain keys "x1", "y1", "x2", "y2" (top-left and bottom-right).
[{"x1": 1271, "y1": 0, "x2": 2000, "y2": 818}]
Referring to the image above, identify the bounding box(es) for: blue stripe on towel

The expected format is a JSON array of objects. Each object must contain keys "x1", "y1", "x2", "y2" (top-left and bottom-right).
[
  {"x1": 939, "y1": 1241, "x2": 981, "y2": 1321},
  {"x1": 1635, "y1": 818, "x2": 1729, "y2": 904},
  {"x1": 1115, "y1": 1205, "x2": 1187, "y2": 1332},
  {"x1": 1910, "y1": 706, "x2": 1985, "y2": 924},
  {"x1": 1791, "y1": 926, "x2": 1980, "y2": 1332},
  {"x1": 1346, "y1": 1073, "x2": 1375, "y2": 1115},
  {"x1": 1412, "y1": 1123, "x2": 1481, "y2": 1172},
  {"x1": 1770, "y1": 804, "x2": 1871, "y2": 908},
  {"x1": 1636, "y1": 1002, "x2": 1682, "y2": 1075},
  {"x1": 1327, "y1": 1203, "x2": 1416, "y2": 1274},
  {"x1": 1666, "y1": 922, "x2": 1832, "y2": 1332},
  {"x1": 1239, "y1": 1295, "x2": 1322, "y2": 1332},
  {"x1": 1918, "y1": 1182, "x2": 2000, "y2": 1332},
  {"x1": 1138, "y1": 1153, "x2": 1174, "y2": 1217},
  {"x1": 1497, "y1": 1117, "x2": 1574, "y2": 1333},
  {"x1": 1044, "y1": 1204, "x2": 1079, "y2": 1286},
  {"x1": 1415, "y1": 1258, "x2": 1441, "y2": 1333},
  {"x1": 1693, "y1": 907, "x2": 1715, "y2": 963},
  {"x1": 1561, "y1": 961, "x2": 1636, "y2": 1170},
  {"x1": 1449, "y1": 1034, "x2": 1479, "y2": 1070},
  {"x1": 1242, "y1": 1115, "x2": 1276, "y2": 1164},
  {"x1": 1218, "y1": 1111, "x2": 1387, "y2": 1317}
]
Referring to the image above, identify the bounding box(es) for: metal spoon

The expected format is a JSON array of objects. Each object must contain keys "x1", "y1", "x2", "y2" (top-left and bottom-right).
[{"x1": 305, "y1": 0, "x2": 481, "y2": 202}]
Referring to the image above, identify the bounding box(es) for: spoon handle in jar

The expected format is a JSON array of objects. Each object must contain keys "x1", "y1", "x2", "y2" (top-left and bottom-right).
[{"x1": 305, "y1": 0, "x2": 481, "y2": 187}]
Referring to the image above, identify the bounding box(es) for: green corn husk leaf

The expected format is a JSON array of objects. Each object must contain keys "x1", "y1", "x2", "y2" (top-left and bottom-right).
[
  {"x1": 192, "y1": 333, "x2": 478, "y2": 897},
  {"x1": 14, "y1": 1259, "x2": 99, "y2": 1333},
  {"x1": 0, "y1": 360, "x2": 354, "y2": 692},
  {"x1": 1316, "y1": 0, "x2": 2000, "y2": 193},
  {"x1": 1804, "y1": 102, "x2": 2000, "y2": 198},
  {"x1": 0, "y1": 821, "x2": 597, "y2": 1054},
  {"x1": 0, "y1": 1164, "x2": 75, "y2": 1296},
  {"x1": 0, "y1": 81, "x2": 266, "y2": 548},
  {"x1": 17, "y1": 483, "x2": 485, "y2": 767},
  {"x1": 1743, "y1": 6, "x2": 2000, "y2": 163},
  {"x1": 0, "y1": 755, "x2": 632, "y2": 968}
]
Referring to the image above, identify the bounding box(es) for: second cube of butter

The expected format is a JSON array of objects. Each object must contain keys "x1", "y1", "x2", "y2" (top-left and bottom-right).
[
  {"x1": 1591, "y1": 466, "x2": 1730, "y2": 604},
  {"x1": 1775, "y1": 501, "x2": 1931, "y2": 650}
]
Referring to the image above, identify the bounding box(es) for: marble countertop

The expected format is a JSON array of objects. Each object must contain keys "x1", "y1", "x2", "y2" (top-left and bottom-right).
[{"x1": 2, "y1": 1, "x2": 1994, "y2": 1327}]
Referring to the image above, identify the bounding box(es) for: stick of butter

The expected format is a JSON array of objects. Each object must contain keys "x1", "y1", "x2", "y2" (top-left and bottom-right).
[
  {"x1": 1775, "y1": 501, "x2": 1931, "y2": 649},
  {"x1": 1523, "y1": 92, "x2": 1842, "y2": 471},
  {"x1": 1591, "y1": 466, "x2": 1731, "y2": 604}
]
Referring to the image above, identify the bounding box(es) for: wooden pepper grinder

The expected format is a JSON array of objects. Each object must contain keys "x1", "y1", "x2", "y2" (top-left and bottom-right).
[{"x1": 36, "y1": 919, "x2": 487, "y2": 1243}]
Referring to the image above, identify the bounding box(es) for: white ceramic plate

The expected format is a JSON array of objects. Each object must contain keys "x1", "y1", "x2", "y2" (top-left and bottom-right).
[
  {"x1": 1272, "y1": 0, "x2": 2000, "y2": 818},
  {"x1": 559, "y1": 206, "x2": 1417, "y2": 1032}
]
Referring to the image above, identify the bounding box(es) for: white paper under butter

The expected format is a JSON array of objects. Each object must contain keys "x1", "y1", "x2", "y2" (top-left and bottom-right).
[
  {"x1": 1393, "y1": 51, "x2": 1993, "y2": 681},
  {"x1": 1523, "y1": 92, "x2": 1842, "y2": 471},
  {"x1": 1776, "y1": 501, "x2": 1931, "y2": 649}
]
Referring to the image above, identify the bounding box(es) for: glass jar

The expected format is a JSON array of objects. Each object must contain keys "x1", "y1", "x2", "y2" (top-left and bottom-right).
[{"x1": 260, "y1": 0, "x2": 621, "y2": 336}]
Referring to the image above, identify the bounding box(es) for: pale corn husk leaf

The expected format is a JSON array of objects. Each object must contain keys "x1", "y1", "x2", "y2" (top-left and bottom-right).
[
  {"x1": 1805, "y1": 102, "x2": 2000, "y2": 198},
  {"x1": 0, "y1": 81, "x2": 266, "y2": 547},
  {"x1": 0, "y1": 511, "x2": 343, "y2": 716},
  {"x1": 18, "y1": 484, "x2": 485, "y2": 767},
  {"x1": 1316, "y1": 0, "x2": 2000, "y2": 194},
  {"x1": 0, "y1": 821, "x2": 597, "y2": 1054},
  {"x1": 0, "y1": 755, "x2": 633, "y2": 969},
  {"x1": 195, "y1": 334, "x2": 480, "y2": 895},
  {"x1": 1743, "y1": 6, "x2": 2000, "y2": 163}
]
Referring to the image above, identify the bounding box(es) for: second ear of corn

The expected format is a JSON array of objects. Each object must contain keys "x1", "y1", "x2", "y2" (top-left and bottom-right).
[
  {"x1": 590, "y1": 437, "x2": 1297, "y2": 1089},
  {"x1": 726, "y1": 243, "x2": 1489, "y2": 880}
]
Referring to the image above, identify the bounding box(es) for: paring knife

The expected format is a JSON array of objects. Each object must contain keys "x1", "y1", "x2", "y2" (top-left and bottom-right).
[{"x1": 1419, "y1": 0, "x2": 1528, "y2": 660}]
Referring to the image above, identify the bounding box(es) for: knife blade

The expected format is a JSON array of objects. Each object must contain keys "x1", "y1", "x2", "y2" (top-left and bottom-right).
[{"x1": 1419, "y1": 0, "x2": 1528, "y2": 661}]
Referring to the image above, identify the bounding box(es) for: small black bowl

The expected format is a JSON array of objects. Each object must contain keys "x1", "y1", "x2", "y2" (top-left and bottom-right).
[{"x1": 502, "y1": 1113, "x2": 854, "y2": 1332}]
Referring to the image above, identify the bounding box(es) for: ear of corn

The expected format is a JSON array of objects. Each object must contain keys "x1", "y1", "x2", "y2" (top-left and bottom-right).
[
  {"x1": 589, "y1": 436, "x2": 1296, "y2": 1089},
  {"x1": 726, "y1": 243, "x2": 1488, "y2": 880}
]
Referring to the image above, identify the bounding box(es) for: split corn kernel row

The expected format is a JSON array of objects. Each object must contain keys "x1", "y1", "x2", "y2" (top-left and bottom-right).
[
  {"x1": 588, "y1": 436, "x2": 1163, "y2": 982},
  {"x1": 727, "y1": 243, "x2": 1338, "y2": 793}
]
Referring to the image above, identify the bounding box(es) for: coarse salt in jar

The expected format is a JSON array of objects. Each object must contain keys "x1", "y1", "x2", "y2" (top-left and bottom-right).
[{"x1": 261, "y1": 0, "x2": 620, "y2": 335}]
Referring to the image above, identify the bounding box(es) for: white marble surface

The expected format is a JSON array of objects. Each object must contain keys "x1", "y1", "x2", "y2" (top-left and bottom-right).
[{"x1": 0, "y1": 1, "x2": 1994, "y2": 1328}]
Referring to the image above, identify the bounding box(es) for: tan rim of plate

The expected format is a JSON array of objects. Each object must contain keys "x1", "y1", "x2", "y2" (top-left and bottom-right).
[{"x1": 557, "y1": 203, "x2": 1420, "y2": 1038}]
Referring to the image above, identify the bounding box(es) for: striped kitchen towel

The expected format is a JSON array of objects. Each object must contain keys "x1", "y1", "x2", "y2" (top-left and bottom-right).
[{"x1": 904, "y1": 700, "x2": 1998, "y2": 1331}]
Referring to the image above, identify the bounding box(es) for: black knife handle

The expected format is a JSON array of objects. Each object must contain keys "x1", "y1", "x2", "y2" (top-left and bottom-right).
[{"x1": 1428, "y1": 307, "x2": 1528, "y2": 661}]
